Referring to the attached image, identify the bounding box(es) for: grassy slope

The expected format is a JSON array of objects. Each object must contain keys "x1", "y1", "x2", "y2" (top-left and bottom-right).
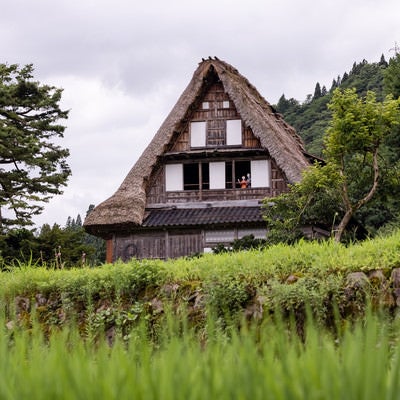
[
  {"x1": 3, "y1": 230, "x2": 400, "y2": 287},
  {"x1": 1, "y1": 231, "x2": 400, "y2": 333}
]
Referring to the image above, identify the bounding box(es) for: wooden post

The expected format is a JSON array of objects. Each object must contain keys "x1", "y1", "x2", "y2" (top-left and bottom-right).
[
  {"x1": 165, "y1": 230, "x2": 169, "y2": 260},
  {"x1": 106, "y1": 237, "x2": 114, "y2": 264}
]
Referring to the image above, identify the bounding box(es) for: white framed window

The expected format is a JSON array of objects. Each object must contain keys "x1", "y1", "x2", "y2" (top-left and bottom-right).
[
  {"x1": 202, "y1": 102, "x2": 210, "y2": 109},
  {"x1": 250, "y1": 159, "x2": 270, "y2": 188},
  {"x1": 190, "y1": 121, "x2": 206, "y2": 147},
  {"x1": 165, "y1": 164, "x2": 183, "y2": 191},
  {"x1": 223, "y1": 100, "x2": 230, "y2": 108},
  {"x1": 226, "y1": 119, "x2": 242, "y2": 145},
  {"x1": 209, "y1": 162, "x2": 225, "y2": 189},
  {"x1": 205, "y1": 230, "x2": 235, "y2": 243}
]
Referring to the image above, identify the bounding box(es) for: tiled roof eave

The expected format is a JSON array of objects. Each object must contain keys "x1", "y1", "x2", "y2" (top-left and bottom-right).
[{"x1": 142, "y1": 205, "x2": 265, "y2": 228}]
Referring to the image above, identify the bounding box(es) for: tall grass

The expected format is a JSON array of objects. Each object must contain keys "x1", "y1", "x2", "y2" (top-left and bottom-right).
[
  {"x1": 2, "y1": 230, "x2": 400, "y2": 300},
  {"x1": 1, "y1": 311, "x2": 400, "y2": 400}
]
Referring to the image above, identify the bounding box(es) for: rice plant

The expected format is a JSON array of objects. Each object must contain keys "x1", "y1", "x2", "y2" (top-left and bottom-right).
[{"x1": 1, "y1": 311, "x2": 400, "y2": 400}]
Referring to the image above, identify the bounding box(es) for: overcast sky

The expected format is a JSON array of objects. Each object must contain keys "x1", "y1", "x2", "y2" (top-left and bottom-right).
[{"x1": 2, "y1": 0, "x2": 400, "y2": 228}]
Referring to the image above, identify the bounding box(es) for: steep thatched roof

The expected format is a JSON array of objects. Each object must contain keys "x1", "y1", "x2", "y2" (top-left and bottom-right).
[{"x1": 84, "y1": 58, "x2": 311, "y2": 236}]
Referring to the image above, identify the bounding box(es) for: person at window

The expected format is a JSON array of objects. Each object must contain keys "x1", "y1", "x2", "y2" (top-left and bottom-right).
[
  {"x1": 246, "y1": 173, "x2": 251, "y2": 188},
  {"x1": 238, "y1": 176, "x2": 247, "y2": 189}
]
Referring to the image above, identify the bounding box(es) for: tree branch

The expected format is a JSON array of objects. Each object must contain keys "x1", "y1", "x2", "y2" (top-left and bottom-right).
[
  {"x1": 339, "y1": 156, "x2": 352, "y2": 212},
  {"x1": 355, "y1": 147, "x2": 380, "y2": 211}
]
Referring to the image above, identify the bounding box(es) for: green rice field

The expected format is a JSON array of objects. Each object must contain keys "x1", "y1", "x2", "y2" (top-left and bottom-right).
[{"x1": 1, "y1": 311, "x2": 400, "y2": 400}]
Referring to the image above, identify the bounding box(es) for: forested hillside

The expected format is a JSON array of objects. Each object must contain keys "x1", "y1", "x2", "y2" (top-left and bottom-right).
[
  {"x1": 273, "y1": 52, "x2": 400, "y2": 236},
  {"x1": 275, "y1": 55, "x2": 389, "y2": 156}
]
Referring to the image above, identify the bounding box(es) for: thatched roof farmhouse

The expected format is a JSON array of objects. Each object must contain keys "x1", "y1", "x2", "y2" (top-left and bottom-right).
[{"x1": 84, "y1": 58, "x2": 312, "y2": 261}]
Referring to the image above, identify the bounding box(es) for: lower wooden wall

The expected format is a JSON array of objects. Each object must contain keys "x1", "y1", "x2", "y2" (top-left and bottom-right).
[
  {"x1": 113, "y1": 230, "x2": 203, "y2": 261},
  {"x1": 110, "y1": 225, "x2": 268, "y2": 262}
]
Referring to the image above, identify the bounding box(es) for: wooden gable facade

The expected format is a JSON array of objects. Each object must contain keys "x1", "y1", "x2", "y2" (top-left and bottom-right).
[{"x1": 84, "y1": 58, "x2": 312, "y2": 261}]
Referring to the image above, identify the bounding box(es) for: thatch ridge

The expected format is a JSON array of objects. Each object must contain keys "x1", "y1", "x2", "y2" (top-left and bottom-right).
[{"x1": 84, "y1": 58, "x2": 310, "y2": 234}]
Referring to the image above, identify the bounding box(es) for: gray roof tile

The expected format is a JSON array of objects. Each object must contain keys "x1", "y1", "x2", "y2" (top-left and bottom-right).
[{"x1": 142, "y1": 206, "x2": 264, "y2": 227}]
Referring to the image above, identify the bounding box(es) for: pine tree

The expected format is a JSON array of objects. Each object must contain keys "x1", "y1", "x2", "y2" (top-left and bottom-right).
[
  {"x1": 0, "y1": 63, "x2": 71, "y2": 231},
  {"x1": 276, "y1": 94, "x2": 290, "y2": 113},
  {"x1": 313, "y1": 82, "x2": 322, "y2": 99},
  {"x1": 379, "y1": 54, "x2": 388, "y2": 67}
]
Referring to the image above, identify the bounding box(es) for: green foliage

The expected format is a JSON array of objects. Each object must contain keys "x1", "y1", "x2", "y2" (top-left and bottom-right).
[
  {"x1": 231, "y1": 234, "x2": 267, "y2": 251},
  {"x1": 2, "y1": 230, "x2": 400, "y2": 336},
  {"x1": 384, "y1": 52, "x2": 400, "y2": 98},
  {"x1": 37, "y1": 222, "x2": 93, "y2": 268},
  {"x1": 326, "y1": 89, "x2": 400, "y2": 160},
  {"x1": 205, "y1": 277, "x2": 253, "y2": 319},
  {"x1": 212, "y1": 234, "x2": 267, "y2": 254},
  {"x1": 325, "y1": 88, "x2": 400, "y2": 240},
  {"x1": 270, "y1": 87, "x2": 400, "y2": 242},
  {"x1": 0, "y1": 210, "x2": 106, "y2": 269},
  {"x1": 263, "y1": 162, "x2": 343, "y2": 244},
  {"x1": 0, "y1": 228, "x2": 39, "y2": 265},
  {"x1": 0, "y1": 63, "x2": 71, "y2": 230},
  {"x1": 382, "y1": 52, "x2": 400, "y2": 213},
  {"x1": 83, "y1": 204, "x2": 106, "y2": 264}
]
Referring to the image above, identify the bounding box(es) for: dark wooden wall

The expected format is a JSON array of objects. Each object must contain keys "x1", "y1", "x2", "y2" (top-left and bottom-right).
[
  {"x1": 113, "y1": 230, "x2": 203, "y2": 261},
  {"x1": 146, "y1": 158, "x2": 288, "y2": 205},
  {"x1": 169, "y1": 82, "x2": 262, "y2": 153},
  {"x1": 145, "y1": 81, "x2": 288, "y2": 206}
]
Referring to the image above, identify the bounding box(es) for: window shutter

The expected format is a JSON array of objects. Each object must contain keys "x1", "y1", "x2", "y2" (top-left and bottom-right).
[
  {"x1": 226, "y1": 119, "x2": 242, "y2": 145},
  {"x1": 209, "y1": 162, "x2": 225, "y2": 189},
  {"x1": 250, "y1": 160, "x2": 270, "y2": 188},
  {"x1": 190, "y1": 121, "x2": 206, "y2": 147},
  {"x1": 165, "y1": 164, "x2": 183, "y2": 191}
]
